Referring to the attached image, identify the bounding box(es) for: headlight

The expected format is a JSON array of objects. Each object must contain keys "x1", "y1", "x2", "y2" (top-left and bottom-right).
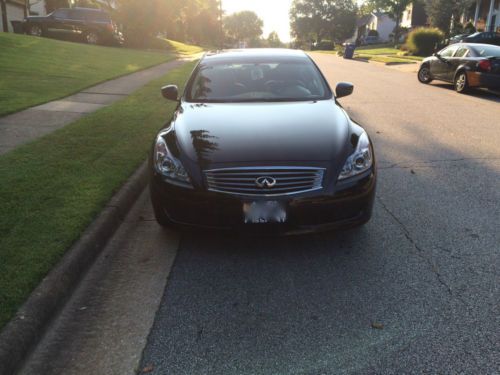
[
  {"x1": 154, "y1": 134, "x2": 192, "y2": 187},
  {"x1": 338, "y1": 131, "x2": 373, "y2": 180}
]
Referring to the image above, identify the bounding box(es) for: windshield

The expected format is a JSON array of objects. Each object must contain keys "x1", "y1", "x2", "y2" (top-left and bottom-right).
[
  {"x1": 186, "y1": 60, "x2": 331, "y2": 103},
  {"x1": 472, "y1": 45, "x2": 500, "y2": 57}
]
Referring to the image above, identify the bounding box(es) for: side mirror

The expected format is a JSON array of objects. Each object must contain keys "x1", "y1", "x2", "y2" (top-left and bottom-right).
[
  {"x1": 161, "y1": 84, "x2": 179, "y2": 101},
  {"x1": 335, "y1": 82, "x2": 354, "y2": 99},
  {"x1": 434, "y1": 52, "x2": 448, "y2": 62}
]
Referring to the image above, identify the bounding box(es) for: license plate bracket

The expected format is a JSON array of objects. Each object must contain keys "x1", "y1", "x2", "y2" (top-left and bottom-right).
[{"x1": 243, "y1": 201, "x2": 287, "y2": 224}]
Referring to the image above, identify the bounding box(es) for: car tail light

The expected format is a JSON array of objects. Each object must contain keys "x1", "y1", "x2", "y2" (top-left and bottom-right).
[{"x1": 478, "y1": 59, "x2": 492, "y2": 72}]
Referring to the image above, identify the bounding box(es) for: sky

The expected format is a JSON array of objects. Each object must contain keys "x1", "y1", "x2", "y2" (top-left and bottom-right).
[
  {"x1": 222, "y1": 0, "x2": 365, "y2": 43},
  {"x1": 222, "y1": 0, "x2": 294, "y2": 42}
]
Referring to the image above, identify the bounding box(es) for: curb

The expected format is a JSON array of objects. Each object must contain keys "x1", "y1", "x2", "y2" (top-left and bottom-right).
[
  {"x1": 385, "y1": 61, "x2": 417, "y2": 66},
  {"x1": 0, "y1": 161, "x2": 149, "y2": 375}
]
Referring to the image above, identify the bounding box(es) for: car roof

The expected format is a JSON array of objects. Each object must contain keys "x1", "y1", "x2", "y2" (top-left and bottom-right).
[
  {"x1": 452, "y1": 43, "x2": 500, "y2": 48},
  {"x1": 71, "y1": 7, "x2": 108, "y2": 13},
  {"x1": 202, "y1": 49, "x2": 309, "y2": 63}
]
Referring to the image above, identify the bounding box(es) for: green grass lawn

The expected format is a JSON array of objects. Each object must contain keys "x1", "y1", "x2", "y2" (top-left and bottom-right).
[
  {"x1": 0, "y1": 33, "x2": 200, "y2": 117},
  {"x1": 315, "y1": 43, "x2": 424, "y2": 64},
  {"x1": 159, "y1": 38, "x2": 205, "y2": 56},
  {"x1": 355, "y1": 44, "x2": 423, "y2": 63},
  {"x1": 0, "y1": 61, "x2": 196, "y2": 330}
]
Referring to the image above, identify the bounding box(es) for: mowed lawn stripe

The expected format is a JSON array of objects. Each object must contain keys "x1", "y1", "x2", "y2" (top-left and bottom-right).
[
  {"x1": 0, "y1": 33, "x2": 175, "y2": 116},
  {"x1": 0, "y1": 61, "x2": 196, "y2": 329}
]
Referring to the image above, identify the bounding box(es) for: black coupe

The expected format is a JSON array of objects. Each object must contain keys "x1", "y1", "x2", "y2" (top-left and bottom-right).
[
  {"x1": 150, "y1": 49, "x2": 376, "y2": 234},
  {"x1": 418, "y1": 43, "x2": 500, "y2": 93}
]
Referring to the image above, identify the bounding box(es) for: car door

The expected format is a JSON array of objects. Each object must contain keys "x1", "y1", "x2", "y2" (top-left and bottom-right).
[
  {"x1": 444, "y1": 46, "x2": 470, "y2": 81},
  {"x1": 432, "y1": 45, "x2": 459, "y2": 81},
  {"x1": 68, "y1": 9, "x2": 86, "y2": 35},
  {"x1": 47, "y1": 9, "x2": 71, "y2": 36},
  {"x1": 493, "y1": 32, "x2": 500, "y2": 46}
]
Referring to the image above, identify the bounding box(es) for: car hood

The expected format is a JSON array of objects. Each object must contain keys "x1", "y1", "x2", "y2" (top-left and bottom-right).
[
  {"x1": 25, "y1": 16, "x2": 47, "y2": 21},
  {"x1": 173, "y1": 100, "x2": 351, "y2": 167}
]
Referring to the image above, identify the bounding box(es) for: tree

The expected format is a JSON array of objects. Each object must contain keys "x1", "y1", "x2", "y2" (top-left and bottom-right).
[
  {"x1": 72, "y1": 0, "x2": 102, "y2": 8},
  {"x1": 267, "y1": 31, "x2": 284, "y2": 47},
  {"x1": 45, "y1": 0, "x2": 69, "y2": 12},
  {"x1": 365, "y1": 0, "x2": 412, "y2": 44},
  {"x1": 358, "y1": 1, "x2": 377, "y2": 17},
  {"x1": 289, "y1": 0, "x2": 357, "y2": 45},
  {"x1": 224, "y1": 10, "x2": 263, "y2": 46},
  {"x1": 110, "y1": 0, "x2": 222, "y2": 47},
  {"x1": 423, "y1": 0, "x2": 476, "y2": 36},
  {"x1": 1, "y1": 0, "x2": 7, "y2": 32}
]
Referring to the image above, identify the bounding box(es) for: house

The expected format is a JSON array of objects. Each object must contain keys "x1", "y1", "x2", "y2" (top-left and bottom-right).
[
  {"x1": 471, "y1": 0, "x2": 500, "y2": 32},
  {"x1": 367, "y1": 12, "x2": 397, "y2": 42},
  {"x1": 29, "y1": 0, "x2": 47, "y2": 16},
  {"x1": 349, "y1": 12, "x2": 396, "y2": 43},
  {"x1": 1, "y1": 0, "x2": 26, "y2": 32},
  {"x1": 401, "y1": 2, "x2": 428, "y2": 29},
  {"x1": 0, "y1": 0, "x2": 47, "y2": 32}
]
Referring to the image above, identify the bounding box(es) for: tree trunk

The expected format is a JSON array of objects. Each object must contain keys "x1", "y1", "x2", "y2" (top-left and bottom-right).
[
  {"x1": 1, "y1": 0, "x2": 8, "y2": 32},
  {"x1": 394, "y1": 12, "x2": 401, "y2": 46}
]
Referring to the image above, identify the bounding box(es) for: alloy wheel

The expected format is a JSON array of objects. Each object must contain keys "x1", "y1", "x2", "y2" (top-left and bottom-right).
[
  {"x1": 86, "y1": 32, "x2": 99, "y2": 45},
  {"x1": 455, "y1": 73, "x2": 467, "y2": 93},
  {"x1": 29, "y1": 25, "x2": 42, "y2": 37},
  {"x1": 418, "y1": 67, "x2": 431, "y2": 83}
]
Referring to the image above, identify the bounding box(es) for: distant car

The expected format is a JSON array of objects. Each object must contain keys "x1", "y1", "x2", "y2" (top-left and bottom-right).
[
  {"x1": 364, "y1": 36, "x2": 380, "y2": 45},
  {"x1": 449, "y1": 33, "x2": 471, "y2": 44},
  {"x1": 459, "y1": 32, "x2": 500, "y2": 46},
  {"x1": 312, "y1": 40, "x2": 335, "y2": 51},
  {"x1": 149, "y1": 49, "x2": 376, "y2": 234},
  {"x1": 22, "y1": 7, "x2": 123, "y2": 46},
  {"x1": 417, "y1": 43, "x2": 500, "y2": 93}
]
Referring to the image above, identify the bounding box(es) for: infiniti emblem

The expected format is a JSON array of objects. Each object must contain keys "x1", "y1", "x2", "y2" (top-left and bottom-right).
[{"x1": 255, "y1": 176, "x2": 277, "y2": 188}]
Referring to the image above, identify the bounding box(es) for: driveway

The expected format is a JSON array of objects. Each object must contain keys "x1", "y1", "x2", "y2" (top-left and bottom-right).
[{"x1": 21, "y1": 53, "x2": 500, "y2": 375}]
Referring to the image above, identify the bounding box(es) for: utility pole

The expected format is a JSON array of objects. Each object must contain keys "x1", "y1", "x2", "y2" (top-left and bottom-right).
[
  {"x1": 219, "y1": 0, "x2": 223, "y2": 49},
  {"x1": 1, "y1": 0, "x2": 8, "y2": 32}
]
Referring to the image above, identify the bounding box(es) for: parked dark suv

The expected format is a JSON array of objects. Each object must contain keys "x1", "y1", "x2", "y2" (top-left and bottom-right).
[
  {"x1": 23, "y1": 7, "x2": 123, "y2": 46},
  {"x1": 459, "y1": 32, "x2": 500, "y2": 46}
]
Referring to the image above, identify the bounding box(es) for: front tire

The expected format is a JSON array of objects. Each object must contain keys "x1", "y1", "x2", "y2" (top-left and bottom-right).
[
  {"x1": 28, "y1": 24, "x2": 43, "y2": 37},
  {"x1": 418, "y1": 65, "x2": 432, "y2": 84},
  {"x1": 150, "y1": 183, "x2": 174, "y2": 228},
  {"x1": 454, "y1": 71, "x2": 469, "y2": 93},
  {"x1": 85, "y1": 31, "x2": 99, "y2": 45}
]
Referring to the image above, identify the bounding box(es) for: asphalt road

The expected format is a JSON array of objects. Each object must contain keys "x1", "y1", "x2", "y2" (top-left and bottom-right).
[{"x1": 21, "y1": 55, "x2": 499, "y2": 375}]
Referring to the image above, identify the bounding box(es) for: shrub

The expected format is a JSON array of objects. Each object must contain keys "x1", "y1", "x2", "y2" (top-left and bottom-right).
[
  {"x1": 406, "y1": 27, "x2": 444, "y2": 56},
  {"x1": 312, "y1": 40, "x2": 335, "y2": 51},
  {"x1": 464, "y1": 22, "x2": 476, "y2": 34}
]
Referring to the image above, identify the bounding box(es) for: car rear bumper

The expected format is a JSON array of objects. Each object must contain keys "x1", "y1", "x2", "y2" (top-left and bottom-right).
[
  {"x1": 467, "y1": 71, "x2": 500, "y2": 90},
  {"x1": 150, "y1": 169, "x2": 376, "y2": 235}
]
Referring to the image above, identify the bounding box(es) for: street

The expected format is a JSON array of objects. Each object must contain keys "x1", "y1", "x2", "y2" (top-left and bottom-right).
[{"x1": 20, "y1": 55, "x2": 500, "y2": 374}]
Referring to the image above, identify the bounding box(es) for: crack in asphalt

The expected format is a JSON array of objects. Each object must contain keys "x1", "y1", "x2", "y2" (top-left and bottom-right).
[
  {"x1": 376, "y1": 196, "x2": 469, "y2": 308},
  {"x1": 377, "y1": 157, "x2": 500, "y2": 170}
]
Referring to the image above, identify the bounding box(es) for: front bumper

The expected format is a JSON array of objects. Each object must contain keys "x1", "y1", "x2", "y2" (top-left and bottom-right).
[{"x1": 150, "y1": 169, "x2": 376, "y2": 234}]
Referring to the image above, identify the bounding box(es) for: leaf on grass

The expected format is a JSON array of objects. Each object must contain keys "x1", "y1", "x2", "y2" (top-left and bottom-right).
[{"x1": 371, "y1": 322, "x2": 384, "y2": 330}]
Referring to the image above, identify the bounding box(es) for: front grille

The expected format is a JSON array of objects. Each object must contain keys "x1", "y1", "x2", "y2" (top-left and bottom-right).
[{"x1": 205, "y1": 167, "x2": 325, "y2": 196}]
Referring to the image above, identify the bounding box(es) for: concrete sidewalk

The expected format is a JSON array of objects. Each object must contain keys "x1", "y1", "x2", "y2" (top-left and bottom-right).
[{"x1": 0, "y1": 59, "x2": 185, "y2": 156}]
